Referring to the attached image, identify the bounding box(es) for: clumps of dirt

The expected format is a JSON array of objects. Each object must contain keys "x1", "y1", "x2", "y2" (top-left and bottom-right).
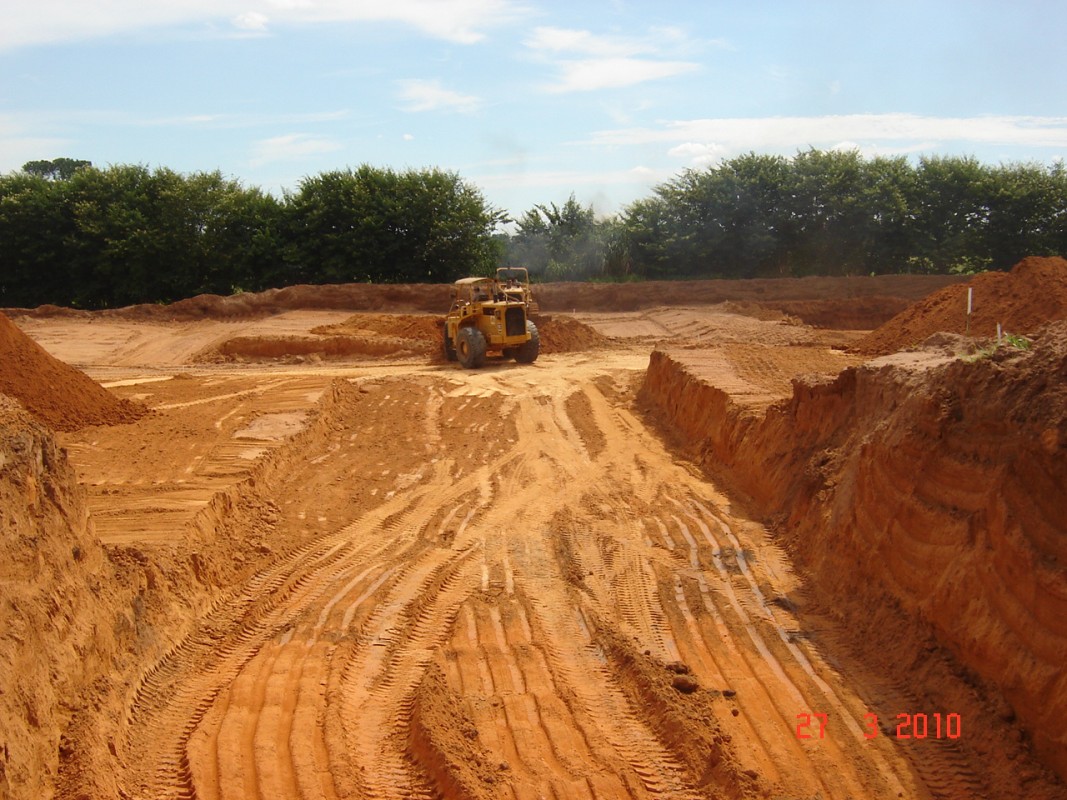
[
  {"x1": 535, "y1": 315, "x2": 615, "y2": 353},
  {"x1": 0, "y1": 312, "x2": 145, "y2": 431},
  {"x1": 408, "y1": 662, "x2": 501, "y2": 800},
  {"x1": 639, "y1": 322, "x2": 1067, "y2": 791},
  {"x1": 665, "y1": 661, "x2": 700, "y2": 694},
  {"x1": 596, "y1": 626, "x2": 753, "y2": 797},
  {"x1": 854, "y1": 256, "x2": 1067, "y2": 356}
]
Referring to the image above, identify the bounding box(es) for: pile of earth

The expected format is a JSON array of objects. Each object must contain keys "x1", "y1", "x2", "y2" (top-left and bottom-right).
[
  {"x1": 854, "y1": 256, "x2": 1067, "y2": 356},
  {"x1": 0, "y1": 312, "x2": 144, "y2": 431},
  {"x1": 194, "y1": 312, "x2": 615, "y2": 362},
  {"x1": 532, "y1": 314, "x2": 616, "y2": 353},
  {"x1": 6, "y1": 274, "x2": 963, "y2": 330},
  {"x1": 312, "y1": 313, "x2": 443, "y2": 341},
  {"x1": 639, "y1": 322, "x2": 1067, "y2": 793}
]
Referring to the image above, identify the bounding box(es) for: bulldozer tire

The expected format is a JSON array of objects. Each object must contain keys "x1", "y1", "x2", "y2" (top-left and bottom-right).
[
  {"x1": 443, "y1": 326, "x2": 457, "y2": 361},
  {"x1": 456, "y1": 325, "x2": 487, "y2": 369},
  {"x1": 514, "y1": 320, "x2": 539, "y2": 363}
]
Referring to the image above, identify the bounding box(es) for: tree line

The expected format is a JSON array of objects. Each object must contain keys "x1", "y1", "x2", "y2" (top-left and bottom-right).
[
  {"x1": 513, "y1": 150, "x2": 1067, "y2": 281},
  {"x1": 2, "y1": 151, "x2": 1065, "y2": 309},
  {"x1": 1, "y1": 162, "x2": 503, "y2": 308}
]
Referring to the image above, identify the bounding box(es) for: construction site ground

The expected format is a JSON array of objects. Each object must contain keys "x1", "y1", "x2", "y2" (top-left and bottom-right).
[{"x1": 6, "y1": 282, "x2": 1066, "y2": 800}]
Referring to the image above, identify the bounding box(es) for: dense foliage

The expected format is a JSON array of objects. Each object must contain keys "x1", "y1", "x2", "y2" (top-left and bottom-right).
[
  {"x1": 285, "y1": 166, "x2": 505, "y2": 285},
  {"x1": 2, "y1": 151, "x2": 1064, "y2": 308},
  {"x1": 0, "y1": 163, "x2": 501, "y2": 308},
  {"x1": 504, "y1": 151, "x2": 1067, "y2": 281}
]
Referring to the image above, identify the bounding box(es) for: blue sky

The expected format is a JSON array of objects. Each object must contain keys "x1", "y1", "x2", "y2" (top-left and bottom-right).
[{"x1": 2, "y1": 0, "x2": 1066, "y2": 220}]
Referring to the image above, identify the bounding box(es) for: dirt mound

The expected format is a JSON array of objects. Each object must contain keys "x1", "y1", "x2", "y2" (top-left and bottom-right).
[
  {"x1": 311, "y1": 312, "x2": 443, "y2": 342},
  {"x1": 195, "y1": 334, "x2": 433, "y2": 363},
  {"x1": 195, "y1": 312, "x2": 613, "y2": 362},
  {"x1": 0, "y1": 313, "x2": 144, "y2": 431},
  {"x1": 854, "y1": 256, "x2": 1067, "y2": 355},
  {"x1": 535, "y1": 314, "x2": 616, "y2": 353},
  {"x1": 640, "y1": 324, "x2": 1067, "y2": 792},
  {"x1": 7, "y1": 274, "x2": 963, "y2": 329}
]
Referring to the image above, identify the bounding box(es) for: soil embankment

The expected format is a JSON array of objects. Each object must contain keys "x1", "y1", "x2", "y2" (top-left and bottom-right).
[
  {"x1": 0, "y1": 400, "x2": 122, "y2": 799},
  {"x1": 0, "y1": 312, "x2": 144, "y2": 430},
  {"x1": 854, "y1": 256, "x2": 1067, "y2": 355},
  {"x1": 640, "y1": 325, "x2": 1067, "y2": 793},
  {"x1": 6, "y1": 273, "x2": 963, "y2": 330}
]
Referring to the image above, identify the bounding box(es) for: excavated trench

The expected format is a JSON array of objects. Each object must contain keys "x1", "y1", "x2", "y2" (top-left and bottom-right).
[
  {"x1": 2, "y1": 267, "x2": 1066, "y2": 800},
  {"x1": 639, "y1": 325, "x2": 1067, "y2": 798}
]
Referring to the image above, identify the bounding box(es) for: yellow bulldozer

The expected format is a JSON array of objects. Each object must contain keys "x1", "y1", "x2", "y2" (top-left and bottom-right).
[{"x1": 443, "y1": 276, "x2": 539, "y2": 368}]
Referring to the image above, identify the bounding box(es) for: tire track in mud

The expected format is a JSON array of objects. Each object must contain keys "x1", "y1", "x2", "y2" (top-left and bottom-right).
[
  {"x1": 553, "y1": 380, "x2": 928, "y2": 799},
  {"x1": 119, "y1": 371, "x2": 946, "y2": 799}
]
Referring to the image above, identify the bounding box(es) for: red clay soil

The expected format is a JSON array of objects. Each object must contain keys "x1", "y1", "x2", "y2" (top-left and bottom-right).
[
  {"x1": 196, "y1": 312, "x2": 616, "y2": 362},
  {"x1": 0, "y1": 399, "x2": 128, "y2": 799},
  {"x1": 0, "y1": 312, "x2": 144, "y2": 431},
  {"x1": 854, "y1": 256, "x2": 1067, "y2": 355},
  {"x1": 640, "y1": 323, "x2": 1067, "y2": 797},
  {"x1": 5, "y1": 274, "x2": 963, "y2": 330},
  {"x1": 196, "y1": 333, "x2": 434, "y2": 363},
  {"x1": 311, "y1": 312, "x2": 444, "y2": 342},
  {"x1": 533, "y1": 314, "x2": 616, "y2": 353}
]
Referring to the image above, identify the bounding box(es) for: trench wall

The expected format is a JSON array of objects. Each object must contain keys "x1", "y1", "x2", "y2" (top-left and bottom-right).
[{"x1": 640, "y1": 338, "x2": 1067, "y2": 781}]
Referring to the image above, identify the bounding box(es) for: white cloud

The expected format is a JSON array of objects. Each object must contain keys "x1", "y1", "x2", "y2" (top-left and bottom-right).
[
  {"x1": 588, "y1": 114, "x2": 1067, "y2": 154},
  {"x1": 525, "y1": 26, "x2": 658, "y2": 58},
  {"x1": 526, "y1": 25, "x2": 701, "y2": 93},
  {"x1": 472, "y1": 165, "x2": 670, "y2": 190},
  {"x1": 249, "y1": 132, "x2": 342, "y2": 166},
  {"x1": 0, "y1": 0, "x2": 528, "y2": 50},
  {"x1": 232, "y1": 11, "x2": 270, "y2": 32},
  {"x1": 397, "y1": 79, "x2": 482, "y2": 113},
  {"x1": 549, "y1": 58, "x2": 698, "y2": 93},
  {"x1": 402, "y1": 133, "x2": 415, "y2": 141},
  {"x1": 668, "y1": 141, "x2": 728, "y2": 167}
]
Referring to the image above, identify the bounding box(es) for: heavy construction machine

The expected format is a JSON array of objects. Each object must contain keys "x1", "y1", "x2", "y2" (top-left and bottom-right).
[{"x1": 443, "y1": 276, "x2": 539, "y2": 368}]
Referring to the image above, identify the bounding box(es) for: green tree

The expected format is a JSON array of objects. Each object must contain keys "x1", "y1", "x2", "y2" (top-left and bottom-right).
[
  {"x1": 908, "y1": 156, "x2": 992, "y2": 273},
  {"x1": 507, "y1": 194, "x2": 608, "y2": 280},
  {"x1": 982, "y1": 161, "x2": 1067, "y2": 270},
  {"x1": 0, "y1": 172, "x2": 78, "y2": 306},
  {"x1": 22, "y1": 158, "x2": 92, "y2": 181},
  {"x1": 285, "y1": 166, "x2": 503, "y2": 284},
  {"x1": 1, "y1": 164, "x2": 286, "y2": 308}
]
